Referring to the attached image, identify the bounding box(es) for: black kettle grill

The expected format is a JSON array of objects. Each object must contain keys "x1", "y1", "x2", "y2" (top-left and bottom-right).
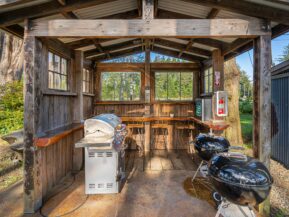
[
  {"x1": 208, "y1": 153, "x2": 273, "y2": 207},
  {"x1": 194, "y1": 134, "x2": 230, "y2": 161}
]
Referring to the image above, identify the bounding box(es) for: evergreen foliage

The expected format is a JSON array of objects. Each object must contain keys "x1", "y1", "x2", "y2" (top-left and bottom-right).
[
  {"x1": 277, "y1": 44, "x2": 289, "y2": 63},
  {"x1": 0, "y1": 81, "x2": 23, "y2": 135},
  {"x1": 102, "y1": 53, "x2": 191, "y2": 101}
]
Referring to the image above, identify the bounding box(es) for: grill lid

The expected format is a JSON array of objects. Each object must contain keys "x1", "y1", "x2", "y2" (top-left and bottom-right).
[
  {"x1": 194, "y1": 134, "x2": 230, "y2": 161},
  {"x1": 84, "y1": 114, "x2": 121, "y2": 139},
  {"x1": 208, "y1": 153, "x2": 273, "y2": 187}
]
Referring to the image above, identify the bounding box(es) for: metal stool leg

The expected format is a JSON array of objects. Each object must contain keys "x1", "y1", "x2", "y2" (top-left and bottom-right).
[
  {"x1": 163, "y1": 127, "x2": 168, "y2": 158},
  {"x1": 191, "y1": 160, "x2": 204, "y2": 182}
]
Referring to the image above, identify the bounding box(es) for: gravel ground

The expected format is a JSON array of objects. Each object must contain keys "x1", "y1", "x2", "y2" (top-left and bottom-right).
[{"x1": 270, "y1": 159, "x2": 289, "y2": 216}]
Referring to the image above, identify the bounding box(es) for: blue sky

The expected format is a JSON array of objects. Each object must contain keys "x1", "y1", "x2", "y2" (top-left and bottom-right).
[{"x1": 236, "y1": 33, "x2": 289, "y2": 81}]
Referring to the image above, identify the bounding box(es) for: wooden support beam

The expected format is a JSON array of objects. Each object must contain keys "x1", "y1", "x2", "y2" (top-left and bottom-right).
[
  {"x1": 153, "y1": 46, "x2": 201, "y2": 62},
  {"x1": 0, "y1": 0, "x2": 35, "y2": 8},
  {"x1": 180, "y1": 0, "x2": 289, "y2": 25},
  {"x1": 0, "y1": 0, "x2": 118, "y2": 27},
  {"x1": 23, "y1": 20, "x2": 43, "y2": 213},
  {"x1": 57, "y1": 0, "x2": 66, "y2": 6},
  {"x1": 157, "y1": 9, "x2": 199, "y2": 19},
  {"x1": 223, "y1": 24, "x2": 289, "y2": 60},
  {"x1": 192, "y1": 38, "x2": 227, "y2": 49},
  {"x1": 154, "y1": 39, "x2": 208, "y2": 61},
  {"x1": 85, "y1": 39, "x2": 143, "y2": 57},
  {"x1": 154, "y1": 0, "x2": 158, "y2": 17},
  {"x1": 92, "y1": 39, "x2": 111, "y2": 59},
  {"x1": 155, "y1": 38, "x2": 211, "y2": 57},
  {"x1": 61, "y1": 11, "x2": 78, "y2": 19},
  {"x1": 206, "y1": 8, "x2": 220, "y2": 19},
  {"x1": 91, "y1": 46, "x2": 143, "y2": 62},
  {"x1": 253, "y1": 33, "x2": 272, "y2": 217},
  {"x1": 178, "y1": 39, "x2": 194, "y2": 58},
  {"x1": 27, "y1": 19, "x2": 270, "y2": 37},
  {"x1": 98, "y1": 9, "x2": 140, "y2": 19},
  {"x1": 137, "y1": 0, "x2": 142, "y2": 17},
  {"x1": 96, "y1": 62, "x2": 200, "y2": 71}
]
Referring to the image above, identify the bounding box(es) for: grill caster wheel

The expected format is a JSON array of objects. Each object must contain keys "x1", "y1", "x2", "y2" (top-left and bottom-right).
[{"x1": 212, "y1": 191, "x2": 222, "y2": 209}]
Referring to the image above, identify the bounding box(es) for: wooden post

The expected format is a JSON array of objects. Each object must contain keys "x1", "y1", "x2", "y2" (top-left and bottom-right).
[
  {"x1": 212, "y1": 49, "x2": 225, "y2": 123},
  {"x1": 253, "y1": 29, "x2": 272, "y2": 216},
  {"x1": 144, "y1": 38, "x2": 151, "y2": 152},
  {"x1": 73, "y1": 50, "x2": 84, "y2": 123},
  {"x1": 212, "y1": 49, "x2": 224, "y2": 91},
  {"x1": 23, "y1": 19, "x2": 43, "y2": 213},
  {"x1": 73, "y1": 50, "x2": 84, "y2": 170}
]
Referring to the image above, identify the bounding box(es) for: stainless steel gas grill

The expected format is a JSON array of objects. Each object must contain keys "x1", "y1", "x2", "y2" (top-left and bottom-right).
[{"x1": 75, "y1": 114, "x2": 127, "y2": 194}]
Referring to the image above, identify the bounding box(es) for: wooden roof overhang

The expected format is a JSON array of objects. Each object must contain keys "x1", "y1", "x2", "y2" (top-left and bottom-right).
[{"x1": 0, "y1": 0, "x2": 289, "y2": 63}]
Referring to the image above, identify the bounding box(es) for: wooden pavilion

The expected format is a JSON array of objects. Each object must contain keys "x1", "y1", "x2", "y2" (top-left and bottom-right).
[{"x1": 1, "y1": 0, "x2": 289, "y2": 215}]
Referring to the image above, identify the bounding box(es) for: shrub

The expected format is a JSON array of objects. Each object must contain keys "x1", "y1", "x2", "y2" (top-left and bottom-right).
[
  {"x1": 0, "y1": 81, "x2": 23, "y2": 136},
  {"x1": 239, "y1": 100, "x2": 253, "y2": 114}
]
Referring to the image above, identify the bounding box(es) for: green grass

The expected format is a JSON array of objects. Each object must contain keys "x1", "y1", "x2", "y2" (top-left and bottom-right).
[{"x1": 240, "y1": 113, "x2": 253, "y2": 148}]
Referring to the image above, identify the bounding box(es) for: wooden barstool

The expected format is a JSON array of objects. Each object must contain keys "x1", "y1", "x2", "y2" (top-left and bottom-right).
[
  {"x1": 175, "y1": 121, "x2": 195, "y2": 157},
  {"x1": 150, "y1": 121, "x2": 168, "y2": 157},
  {"x1": 126, "y1": 122, "x2": 145, "y2": 156}
]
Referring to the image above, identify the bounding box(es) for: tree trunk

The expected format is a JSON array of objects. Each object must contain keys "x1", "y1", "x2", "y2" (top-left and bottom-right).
[
  {"x1": 224, "y1": 58, "x2": 243, "y2": 145},
  {"x1": 0, "y1": 31, "x2": 23, "y2": 84}
]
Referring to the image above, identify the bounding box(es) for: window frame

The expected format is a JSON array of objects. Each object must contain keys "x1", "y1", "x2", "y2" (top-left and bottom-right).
[
  {"x1": 202, "y1": 66, "x2": 214, "y2": 95},
  {"x1": 48, "y1": 51, "x2": 69, "y2": 91},
  {"x1": 83, "y1": 68, "x2": 93, "y2": 94},
  {"x1": 153, "y1": 71, "x2": 194, "y2": 102},
  {"x1": 99, "y1": 71, "x2": 142, "y2": 102}
]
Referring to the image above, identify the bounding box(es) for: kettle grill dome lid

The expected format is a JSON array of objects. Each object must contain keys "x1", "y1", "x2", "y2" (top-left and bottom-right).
[
  {"x1": 209, "y1": 153, "x2": 273, "y2": 187},
  {"x1": 194, "y1": 134, "x2": 230, "y2": 151}
]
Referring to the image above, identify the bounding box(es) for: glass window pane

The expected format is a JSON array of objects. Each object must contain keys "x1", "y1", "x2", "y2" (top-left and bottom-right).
[
  {"x1": 181, "y1": 72, "x2": 193, "y2": 100},
  {"x1": 61, "y1": 58, "x2": 67, "y2": 75},
  {"x1": 48, "y1": 52, "x2": 53, "y2": 71},
  {"x1": 48, "y1": 71, "x2": 54, "y2": 89},
  {"x1": 101, "y1": 72, "x2": 141, "y2": 101},
  {"x1": 60, "y1": 75, "x2": 67, "y2": 90},
  {"x1": 155, "y1": 72, "x2": 168, "y2": 100},
  {"x1": 54, "y1": 73, "x2": 61, "y2": 89},
  {"x1": 167, "y1": 72, "x2": 180, "y2": 100},
  {"x1": 54, "y1": 55, "x2": 60, "y2": 72}
]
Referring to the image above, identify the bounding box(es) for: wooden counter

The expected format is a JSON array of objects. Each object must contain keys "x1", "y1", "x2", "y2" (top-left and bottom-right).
[
  {"x1": 121, "y1": 116, "x2": 229, "y2": 131},
  {"x1": 34, "y1": 123, "x2": 84, "y2": 147}
]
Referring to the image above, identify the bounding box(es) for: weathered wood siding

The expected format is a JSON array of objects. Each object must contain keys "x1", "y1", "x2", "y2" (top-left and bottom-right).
[
  {"x1": 40, "y1": 129, "x2": 83, "y2": 198},
  {"x1": 34, "y1": 41, "x2": 86, "y2": 199},
  {"x1": 83, "y1": 95, "x2": 94, "y2": 119}
]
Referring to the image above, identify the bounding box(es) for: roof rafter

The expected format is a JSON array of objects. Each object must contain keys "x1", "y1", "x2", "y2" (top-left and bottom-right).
[
  {"x1": 224, "y1": 24, "x2": 289, "y2": 60},
  {"x1": 154, "y1": 38, "x2": 211, "y2": 58},
  {"x1": 180, "y1": 0, "x2": 289, "y2": 25},
  {"x1": 85, "y1": 39, "x2": 143, "y2": 58},
  {"x1": 0, "y1": 0, "x2": 118, "y2": 27},
  {"x1": 91, "y1": 46, "x2": 143, "y2": 62},
  {"x1": 206, "y1": 8, "x2": 220, "y2": 19},
  {"x1": 153, "y1": 46, "x2": 201, "y2": 62}
]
